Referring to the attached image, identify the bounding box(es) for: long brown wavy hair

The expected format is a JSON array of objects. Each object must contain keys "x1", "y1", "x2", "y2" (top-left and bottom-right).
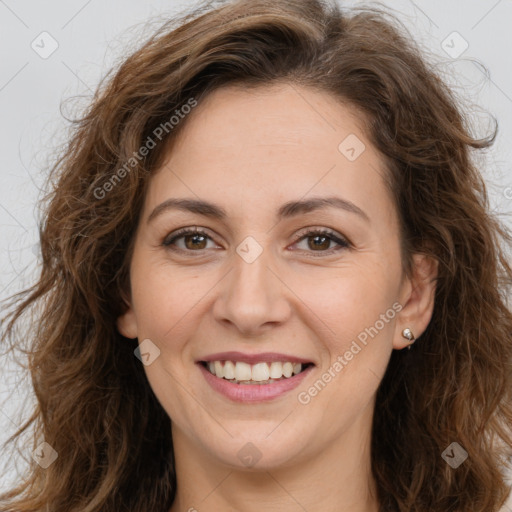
[{"x1": 1, "y1": 0, "x2": 511, "y2": 510}]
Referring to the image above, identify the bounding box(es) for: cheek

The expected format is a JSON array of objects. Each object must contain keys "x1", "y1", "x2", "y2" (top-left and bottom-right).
[
  {"x1": 297, "y1": 268, "x2": 397, "y2": 434},
  {"x1": 133, "y1": 243, "x2": 208, "y2": 308},
  {"x1": 129, "y1": 260, "x2": 206, "y2": 347},
  {"x1": 294, "y1": 260, "x2": 399, "y2": 348},
  {"x1": 129, "y1": 266, "x2": 207, "y2": 412}
]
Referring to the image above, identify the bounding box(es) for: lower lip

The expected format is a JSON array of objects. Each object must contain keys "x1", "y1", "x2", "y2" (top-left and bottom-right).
[{"x1": 197, "y1": 362, "x2": 314, "y2": 403}]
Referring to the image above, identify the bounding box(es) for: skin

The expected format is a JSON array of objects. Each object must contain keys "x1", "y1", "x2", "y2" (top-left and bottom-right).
[{"x1": 117, "y1": 83, "x2": 438, "y2": 512}]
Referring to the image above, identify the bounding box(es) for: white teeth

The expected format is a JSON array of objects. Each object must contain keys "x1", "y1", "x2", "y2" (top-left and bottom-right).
[
  {"x1": 251, "y1": 362, "x2": 270, "y2": 381},
  {"x1": 282, "y1": 362, "x2": 293, "y2": 378},
  {"x1": 269, "y1": 362, "x2": 283, "y2": 379},
  {"x1": 234, "y1": 362, "x2": 252, "y2": 381},
  {"x1": 204, "y1": 360, "x2": 306, "y2": 382},
  {"x1": 223, "y1": 360, "x2": 235, "y2": 379}
]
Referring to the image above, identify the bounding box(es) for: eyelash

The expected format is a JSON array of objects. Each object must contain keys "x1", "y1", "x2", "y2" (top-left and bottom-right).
[{"x1": 162, "y1": 227, "x2": 351, "y2": 257}]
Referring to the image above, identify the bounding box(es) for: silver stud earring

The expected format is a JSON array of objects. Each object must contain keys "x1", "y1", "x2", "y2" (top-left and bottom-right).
[{"x1": 402, "y1": 328, "x2": 415, "y2": 350}]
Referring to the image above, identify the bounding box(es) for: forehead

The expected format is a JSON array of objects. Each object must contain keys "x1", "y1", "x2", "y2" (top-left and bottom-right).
[
  {"x1": 166, "y1": 83, "x2": 369, "y2": 168},
  {"x1": 144, "y1": 83, "x2": 396, "y2": 228}
]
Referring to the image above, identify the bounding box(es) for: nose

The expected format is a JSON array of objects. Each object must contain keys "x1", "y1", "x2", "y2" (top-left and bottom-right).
[{"x1": 212, "y1": 247, "x2": 292, "y2": 336}]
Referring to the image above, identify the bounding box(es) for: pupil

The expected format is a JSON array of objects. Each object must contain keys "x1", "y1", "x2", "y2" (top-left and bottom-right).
[
  {"x1": 310, "y1": 235, "x2": 329, "y2": 250},
  {"x1": 186, "y1": 234, "x2": 206, "y2": 250}
]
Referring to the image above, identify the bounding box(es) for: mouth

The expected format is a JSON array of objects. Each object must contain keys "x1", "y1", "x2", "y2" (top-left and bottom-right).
[
  {"x1": 198, "y1": 360, "x2": 315, "y2": 385},
  {"x1": 195, "y1": 351, "x2": 316, "y2": 402}
]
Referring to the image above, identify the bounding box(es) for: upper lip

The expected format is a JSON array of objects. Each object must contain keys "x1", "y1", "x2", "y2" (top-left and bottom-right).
[{"x1": 197, "y1": 351, "x2": 314, "y2": 365}]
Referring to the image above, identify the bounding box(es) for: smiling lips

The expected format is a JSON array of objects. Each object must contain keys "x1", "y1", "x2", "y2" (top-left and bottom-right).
[
  {"x1": 198, "y1": 351, "x2": 314, "y2": 384},
  {"x1": 197, "y1": 351, "x2": 315, "y2": 402}
]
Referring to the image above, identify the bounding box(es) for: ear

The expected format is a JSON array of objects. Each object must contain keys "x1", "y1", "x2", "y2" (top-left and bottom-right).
[
  {"x1": 393, "y1": 253, "x2": 438, "y2": 350},
  {"x1": 116, "y1": 291, "x2": 138, "y2": 339}
]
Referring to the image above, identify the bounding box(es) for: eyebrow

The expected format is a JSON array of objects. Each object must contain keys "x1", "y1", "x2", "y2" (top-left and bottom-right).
[{"x1": 147, "y1": 196, "x2": 370, "y2": 224}]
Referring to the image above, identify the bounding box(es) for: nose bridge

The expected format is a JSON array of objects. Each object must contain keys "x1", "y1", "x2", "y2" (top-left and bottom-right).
[{"x1": 214, "y1": 237, "x2": 290, "y2": 333}]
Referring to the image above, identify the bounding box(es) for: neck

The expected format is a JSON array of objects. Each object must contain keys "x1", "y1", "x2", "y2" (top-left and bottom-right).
[{"x1": 169, "y1": 402, "x2": 380, "y2": 512}]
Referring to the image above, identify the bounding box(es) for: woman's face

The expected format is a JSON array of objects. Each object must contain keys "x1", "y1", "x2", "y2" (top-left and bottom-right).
[{"x1": 118, "y1": 83, "x2": 435, "y2": 470}]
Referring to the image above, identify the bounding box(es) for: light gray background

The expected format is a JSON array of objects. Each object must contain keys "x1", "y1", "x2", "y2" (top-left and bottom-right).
[{"x1": 0, "y1": 0, "x2": 511, "y2": 506}]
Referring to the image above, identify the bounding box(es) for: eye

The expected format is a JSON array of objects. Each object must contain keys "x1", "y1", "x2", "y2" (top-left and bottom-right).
[
  {"x1": 162, "y1": 226, "x2": 351, "y2": 256},
  {"x1": 163, "y1": 227, "x2": 219, "y2": 253},
  {"x1": 291, "y1": 228, "x2": 351, "y2": 256}
]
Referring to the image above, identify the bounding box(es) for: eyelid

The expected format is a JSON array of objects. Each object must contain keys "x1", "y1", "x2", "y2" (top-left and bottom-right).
[
  {"x1": 292, "y1": 226, "x2": 351, "y2": 245},
  {"x1": 162, "y1": 226, "x2": 219, "y2": 248},
  {"x1": 289, "y1": 227, "x2": 352, "y2": 256}
]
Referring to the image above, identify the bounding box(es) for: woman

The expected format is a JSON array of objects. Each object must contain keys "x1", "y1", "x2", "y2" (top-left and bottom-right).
[{"x1": 1, "y1": 0, "x2": 511, "y2": 510}]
